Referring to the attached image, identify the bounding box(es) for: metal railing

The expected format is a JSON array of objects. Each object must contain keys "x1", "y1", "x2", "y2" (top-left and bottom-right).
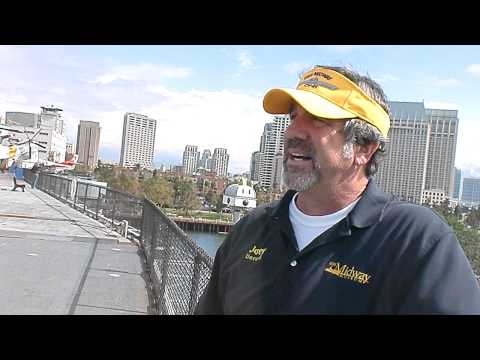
[
  {"x1": 25, "y1": 171, "x2": 214, "y2": 314},
  {"x1": 141, "y1": 199, "x2": 213, "y2": 314}
]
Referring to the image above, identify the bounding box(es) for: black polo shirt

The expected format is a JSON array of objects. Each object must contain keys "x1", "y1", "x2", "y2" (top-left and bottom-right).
[{"x1": 195, "y1": 180, "x2": 480, "y2": 314}]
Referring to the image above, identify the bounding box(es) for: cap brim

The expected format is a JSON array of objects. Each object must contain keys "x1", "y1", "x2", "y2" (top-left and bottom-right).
[{"x1": 263, "y1": 88, "x2": 357, "y2": 120}]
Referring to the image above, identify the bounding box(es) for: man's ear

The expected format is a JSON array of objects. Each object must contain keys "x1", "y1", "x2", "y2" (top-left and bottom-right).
[{"x1": 354, "y1": 143, "x2": 380, "y2": 166}]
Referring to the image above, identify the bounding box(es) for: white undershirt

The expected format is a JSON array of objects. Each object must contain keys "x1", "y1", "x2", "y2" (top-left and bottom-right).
[{"x1": 289, "y1": 193, "x2": 360, "y2": 251}]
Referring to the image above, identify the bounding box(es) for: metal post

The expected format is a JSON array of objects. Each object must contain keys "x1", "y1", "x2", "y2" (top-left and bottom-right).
[
  {"x1": 188, "y1": 253, "x2": 202, "y2": 314},
  {"x1": 74, "y1": 180, "x2": 78, "y2": 209},
  {"x1": 112, "y1": 191, "x2": 117, "y2": 228},
  {"x1": 84, "y1": 184, "x2": 89, "y2": 213},
  {"x1": 65, "y1": 180, "x2": 69, "y2": 200},
  {"x1": 54, "y1": 176, "x2": 58, "y2": 198},
  {"x1": 95, "y1": 187, "x2": 101, "y2": 220}
]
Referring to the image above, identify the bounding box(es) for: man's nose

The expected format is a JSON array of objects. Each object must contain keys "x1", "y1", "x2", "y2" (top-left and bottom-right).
[{"x1": 286, "y1": 116, "x2": 310, "y2": 139}]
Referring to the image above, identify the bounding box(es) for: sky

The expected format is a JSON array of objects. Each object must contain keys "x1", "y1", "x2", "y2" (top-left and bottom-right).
[{"x1": 1, "y1": 45, "x2": 479, "y2": 176}]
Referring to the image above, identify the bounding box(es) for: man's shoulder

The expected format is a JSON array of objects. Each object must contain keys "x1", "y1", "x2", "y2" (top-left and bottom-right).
[
  {"x1": 385, "y1": 200, "x2": 447, "y2": 223},
  {"x1": 380, "y1": 199, "x2": 453, "y2": 241}
]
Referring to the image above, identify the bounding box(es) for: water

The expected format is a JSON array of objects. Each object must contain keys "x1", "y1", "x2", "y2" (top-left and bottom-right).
[{"x1": 186, "y1": 231, "x2": 227, "y2": 258}]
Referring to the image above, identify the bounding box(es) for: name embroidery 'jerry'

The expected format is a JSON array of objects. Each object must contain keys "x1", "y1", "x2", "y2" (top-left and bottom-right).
[
  {"x1": 324, "y1": 261, "x2": 372, "y2": 285},
  {"x1": 244, "y1": 245, "x2": 267, "y2": 262}
]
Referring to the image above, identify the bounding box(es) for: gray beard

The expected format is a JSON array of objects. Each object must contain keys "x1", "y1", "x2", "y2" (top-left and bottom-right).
[{"x1": 282, "y1": 159, "x2": 321, "y2": 192}]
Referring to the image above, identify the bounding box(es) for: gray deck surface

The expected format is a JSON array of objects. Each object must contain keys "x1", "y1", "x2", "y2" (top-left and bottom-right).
[{"x1": 0, "y1": 172, "x2": 150, "y2": 314}]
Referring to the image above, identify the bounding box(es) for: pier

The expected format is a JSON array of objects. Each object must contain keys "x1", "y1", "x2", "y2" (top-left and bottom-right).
[{"x1": 171, "y1": 216, "x2": 233, "y2": 233}]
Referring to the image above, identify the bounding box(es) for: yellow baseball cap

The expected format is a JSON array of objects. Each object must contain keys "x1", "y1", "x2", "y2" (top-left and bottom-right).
[{"x1": 263, "y1": 66, "x2": 390, "y2": 137}]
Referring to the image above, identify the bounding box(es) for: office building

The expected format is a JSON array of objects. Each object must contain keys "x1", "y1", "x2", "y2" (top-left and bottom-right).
[
  {"x1": 198, "y1": 149, "x2": 212, "y2": 170},
  {"x1": 5, "y1": 112, "x2": 39, "y2": 128},
  {"x1": 120, "y1": 112, "x2": 157, "y2": 169},
  {"x1": 461, "y1": 177, "x2": 480, "y2": 207},
  {"x1": 66, "y1": 143, "x2": 76, "y2": 156},
  {"x1": 76, "y1": 121, "x2": 101, "y2": 169},
  {"x1": 375, "y1": 102, "x2": 458, "y2": 204},
  {"x1": 272, "y1": 152, "x2": 284, "y2": 192},
  {"x1": 453, "y1": 168, "x2": 462, "y2": 200},
  {"x1": 39, "y1": 106, "x2": 64, "y2": 134},
  {"x1": 182, "y1": 145, "x2": 200, "y2": 175},
  {"x1": 257, "y1": 115, "x2": 290, "y2": 189},
  {"x1": 250, "y1": 151, "x2": 262, "y2": 181},
  {"x1": 424, "y1": 108, "x2": 459, "y2": 198},
  {"x1": 211, "y1": 148, "x2": 229, "y2": 177}
]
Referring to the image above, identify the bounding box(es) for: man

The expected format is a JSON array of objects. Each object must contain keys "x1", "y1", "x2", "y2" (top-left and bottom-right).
[{"x1": 195, "y1": 65, "x2": 480, "y2": 314}]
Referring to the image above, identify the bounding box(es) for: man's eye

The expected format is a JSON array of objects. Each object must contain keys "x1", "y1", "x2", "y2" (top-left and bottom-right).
[{"x1": 312, "y1": 119, "x2": 326, "y2": 128}]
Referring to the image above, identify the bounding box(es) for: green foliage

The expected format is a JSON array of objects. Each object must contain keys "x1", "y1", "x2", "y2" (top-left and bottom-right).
[
  {"x1": 433, "y1": 207, "x2": 480, "y2": 275},
  {"x1": 174, "y1": 177, "x2": 201, "y2": 215},
  {"x1": 141, "y1": 176, "x2": 174, "y2": 208},
  {"x1": 95, "y1": 167, "x2": 140, "y2": 195},
  {"x1": 256, "y1": 190, "x2": 276, "y2": 206},
  {"x1": 465, "y1": 208, "x2": 480, "y2": 228},
  {"x1": 73, "y1": 164, "x2": 90, "y2": 175},
  {"x1": 205, "y1": 189, "x2": 216, "y2": 205}
]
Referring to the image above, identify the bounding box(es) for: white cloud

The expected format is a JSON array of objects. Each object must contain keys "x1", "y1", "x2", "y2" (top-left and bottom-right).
[
  {"x1": 466, "y1": 64, "x2": 480, "y2": 76},
  {"x1": 238, "y1": 51, "x2": 255, "y2": 70},
  {"x1": 67, "y1": 87, "x2": 269, "y2": 173},
  {"x1": 89, "y1": 63, "x2": 192, "y2": 85},
  {"x1": 424, "y1": 101, "x2": 459, "y2": 110},
  {"x1": 455, "y1": 120, "x2": 480, "y2": 170}
]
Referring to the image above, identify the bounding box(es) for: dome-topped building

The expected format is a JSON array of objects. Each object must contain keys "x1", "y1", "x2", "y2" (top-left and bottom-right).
[{"x1": 223, "y1": 183, "x2": 256, "y2": 209}]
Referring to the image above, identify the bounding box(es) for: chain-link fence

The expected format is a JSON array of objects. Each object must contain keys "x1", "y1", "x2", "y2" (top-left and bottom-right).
[
  {"x1": 141, "y1": 198, "x2": 213, "y2": 314},
  {"x1": 25, "y1": 171, "x2": 214, "y2": 314}
]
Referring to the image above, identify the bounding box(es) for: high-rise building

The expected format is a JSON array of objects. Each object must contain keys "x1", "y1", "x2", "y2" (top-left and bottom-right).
[
  {"x1": 257, "y1": 115, "x2": 290, "y2": 189},
  {"x1": 375, "y1": 102, "x2": 458, "y2": 204},
  {"x1": 120, "y1": 112, "x2": 157, "y2": 169},
  {"x1": 198, "y1": 149, "x2": 212, "y2": 170},
  {"x1": 182, "y1": 145, "x2": 200, "y2": 175},
  {"x1": 453, "y1": 168, "x2": 462, "y2": 200},
  {"x1": 39, "y1": 106, "x2": 64, "y2": 134},
  {"x1": 5, "y1": 112, "x2": 39, "y2": 128},
  {"x1": 460, "y1": 177, "x2": 480, "y2": 207},
  {"x1": 424, "y1": 108, "x2": 459, "y2": 198},
  {"x1": 211, "y1": 148, "x2": 229, "y2": 177},
  {"x1": 250, "y1": 151, "x2": 262, "y2": 181},
  {"x1": 272, "y1": 152, "x2": 284, "y2": 192},
  {"x1": 66, "y1": 143, "x2": 75, "y2": 155},
  {"x1": 76, "y1": 121, "x2": 101, "y2": 169}
]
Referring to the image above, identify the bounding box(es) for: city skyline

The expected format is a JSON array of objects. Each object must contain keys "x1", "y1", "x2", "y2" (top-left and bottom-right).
[{"x1": 1, "y1": 45, "x2": 480, "y2": 175}]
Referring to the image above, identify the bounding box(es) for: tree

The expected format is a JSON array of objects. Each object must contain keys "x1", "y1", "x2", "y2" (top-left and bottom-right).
[
  {"x1": 95, "y1": 166, "x2": 140, "y2": 195},
  {"x1": 454, "y1": 205, "x2": 461, "y2": 218},
  {"x1": 142, "y1": 176, "x2": 174, "y2": 208},
  {"x1": 73, "y1": 164, "x2": 90, "y2": 175},
  {"x1": 215, "y1": 192, "x2": 224, "y2": 213},
  {"x1": 256, "y1": 190, "x2": 275, "y2": 206},
  {"x1": 205, "y1": 189, "x2": 216, "y2": 206},
  {"x1": 174, "y1": 178, "x2": 201, "y2": 215}
]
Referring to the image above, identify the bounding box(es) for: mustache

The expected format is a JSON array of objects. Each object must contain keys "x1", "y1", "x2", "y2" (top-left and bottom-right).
[{"x1": 284, "y1": 137, "x2": 314, "y2": 156}]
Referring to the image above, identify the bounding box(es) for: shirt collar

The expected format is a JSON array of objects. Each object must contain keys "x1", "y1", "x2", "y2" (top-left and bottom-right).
[
  {"x1": 272, "y1": 179, "x2": 390, "y2": 229},
  {"x1": 348, "y1": 179, "x2": 391, "y2": 228}
]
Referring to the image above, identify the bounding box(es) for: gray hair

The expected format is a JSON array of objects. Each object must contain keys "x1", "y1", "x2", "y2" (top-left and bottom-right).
[
  {"x1": 304, "y1": 65, "x2": 390, "y2": 176},
  {"x1": 342, "y1": 119, "x2": 386, "y2": 176}
]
